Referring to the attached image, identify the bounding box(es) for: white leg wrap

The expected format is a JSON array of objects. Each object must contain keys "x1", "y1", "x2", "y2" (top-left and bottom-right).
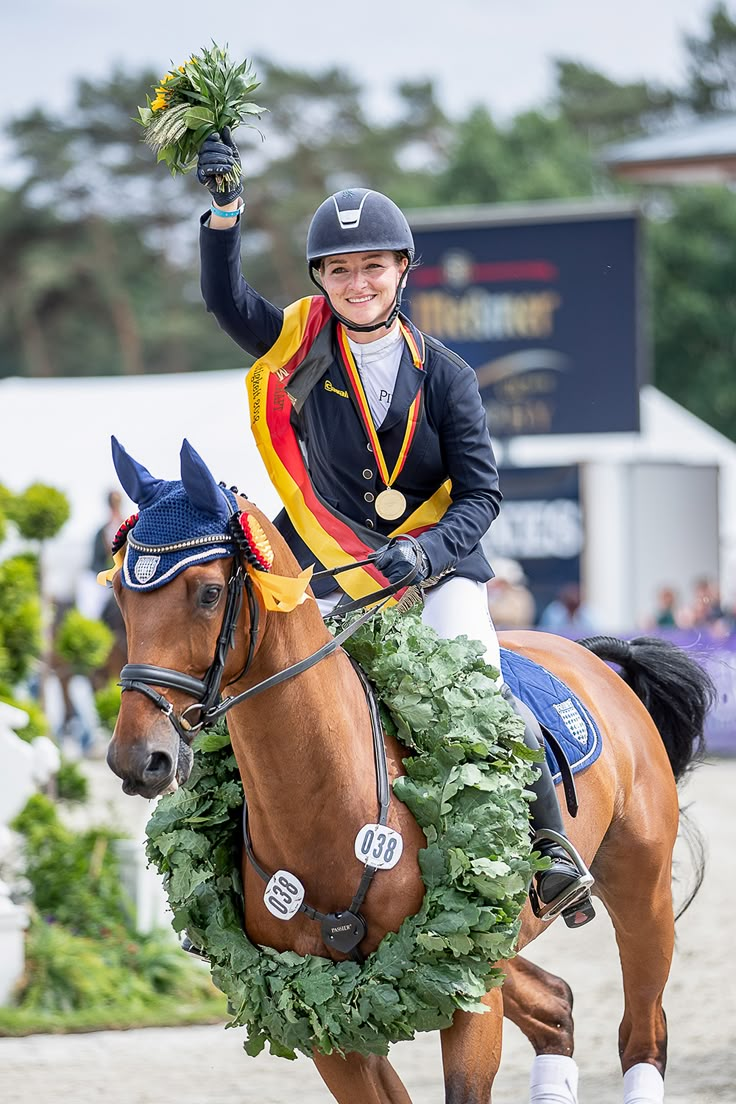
[
  {"x1": 623, "y1": 1063, "x2": 664, "y2": 1103},
  {"x1": 529, "y1": 1054, "x2": 579, "y2": 1104}
]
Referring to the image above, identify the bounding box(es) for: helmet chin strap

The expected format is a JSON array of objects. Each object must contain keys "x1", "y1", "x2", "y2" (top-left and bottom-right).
[{"x1": 309, "y1": 267, "x2": 410, "y2": 334}]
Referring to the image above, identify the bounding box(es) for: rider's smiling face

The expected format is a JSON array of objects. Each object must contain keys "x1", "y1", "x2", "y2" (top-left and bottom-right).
[{"x1": 320, "y1": 250, "x2": 408, "y2": 336}]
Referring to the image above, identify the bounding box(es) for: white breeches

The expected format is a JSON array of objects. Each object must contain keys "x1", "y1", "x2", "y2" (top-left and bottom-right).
[
  {"x1": 318, "y1": 576, "x2": 502, "y2": 681},
  {"x1": 422, "y1": 577, "x2": 502, "y2": 676}
]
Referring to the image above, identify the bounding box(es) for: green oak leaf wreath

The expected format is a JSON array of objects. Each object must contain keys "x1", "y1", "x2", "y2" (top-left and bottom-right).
[{"x1": 145, "y1": 607, "x2": 543, "y2": 1059}]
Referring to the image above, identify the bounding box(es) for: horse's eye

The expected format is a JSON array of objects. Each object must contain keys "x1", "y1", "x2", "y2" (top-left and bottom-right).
[{"x1": 199, "y1": 585, "x2": 222, "y2": 607}]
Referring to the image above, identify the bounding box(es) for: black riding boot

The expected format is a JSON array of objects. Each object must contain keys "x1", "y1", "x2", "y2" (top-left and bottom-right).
[{"x1": 502, "y1": 687, "x2": 594, "y2": 925}]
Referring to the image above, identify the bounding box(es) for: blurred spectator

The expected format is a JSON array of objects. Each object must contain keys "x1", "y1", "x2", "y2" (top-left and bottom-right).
[
  {"x1": 538, "y1": 583, "x2": 598, "y2": 636},
  {"x1": 681, "y1": 576, "x2": 733, "y2": 636},
  {"x1": 486, "y1": 557, "x2": 536, "y2": 629},
  {"x1": 649, "y1": 585, "x2": 682, "y2": 629},
  {"x1": 77, "y1": 491, "x2": 125, "y2": 621},
  {"x1": 91, "y1": 490, "x2": 125, "y2": 576}
]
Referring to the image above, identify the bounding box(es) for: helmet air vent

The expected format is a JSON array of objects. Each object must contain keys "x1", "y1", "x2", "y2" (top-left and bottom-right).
[{"x1": 332, "y1": 190, "x2": 371, "y2": 230}]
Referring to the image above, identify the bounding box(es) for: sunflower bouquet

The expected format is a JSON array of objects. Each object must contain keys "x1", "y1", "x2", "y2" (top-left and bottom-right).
[{"x1": 138, "y1": 44, "x2": 263, "y2": 192}]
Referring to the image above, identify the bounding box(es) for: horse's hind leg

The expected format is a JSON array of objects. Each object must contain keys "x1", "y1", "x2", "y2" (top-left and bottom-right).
[
  {"x1": 502, "y1": 955, "x2": 579, "y2": 1103},
  {"x1": 312, "y1": 1049, "x2": 412, "y2": 1104},
  {"x1": 440, "y1": 986, "x2": 503, "y2": 1103},
  {"x1": 597, "y1": 825, "x2": 675, "y2": 1097}
]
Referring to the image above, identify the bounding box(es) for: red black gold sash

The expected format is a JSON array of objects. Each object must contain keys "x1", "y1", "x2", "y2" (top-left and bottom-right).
[{"x1": 246, "y1": 296, "x2": 452, "y2": 602}]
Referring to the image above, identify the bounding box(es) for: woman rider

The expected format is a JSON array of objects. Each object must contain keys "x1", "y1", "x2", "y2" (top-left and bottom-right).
[{"x1": 195, "y1": 130, "x2": 593, "y2": 923}]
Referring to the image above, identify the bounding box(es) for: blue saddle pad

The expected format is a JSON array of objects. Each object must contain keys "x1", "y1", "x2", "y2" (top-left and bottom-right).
[{"x1": 499, "y1": 647, "x2": 602, "y2": 783}]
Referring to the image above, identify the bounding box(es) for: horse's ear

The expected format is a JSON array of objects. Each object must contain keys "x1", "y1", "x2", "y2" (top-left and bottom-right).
[
  {"x1": 180, "y1": 439, "x2": 229, "y2": 522},
  {"x1": 111, "y1": 436, "x2": 166, "y2": 509}
]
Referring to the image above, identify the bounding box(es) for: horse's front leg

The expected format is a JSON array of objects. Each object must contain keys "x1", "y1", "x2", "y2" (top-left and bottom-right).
[
  {"x1": 440, "y1": 986, "x2": 503, "y2": 1103},
  {"x1": 312, "y1": 1049, "x2": 413, "y2": 1104}
]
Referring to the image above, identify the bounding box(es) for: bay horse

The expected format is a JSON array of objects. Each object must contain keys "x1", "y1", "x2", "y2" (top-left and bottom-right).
[{"x1": 105, "y1": 440, "x2": 714, "y2": 1104}]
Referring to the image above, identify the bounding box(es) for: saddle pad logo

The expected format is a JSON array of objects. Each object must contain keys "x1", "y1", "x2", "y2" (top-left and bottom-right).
[
  {"x1": 553, "y1": 698, "x2": 588, "y2": 745},
  {"x1": 134, "y1": 555, "x2": 161, "y2": 583}
]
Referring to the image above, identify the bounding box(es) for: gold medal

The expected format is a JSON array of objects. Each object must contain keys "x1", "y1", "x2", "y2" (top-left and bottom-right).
[{"x1": 375, "y1": 488, "x2": 407, "y2": 521}]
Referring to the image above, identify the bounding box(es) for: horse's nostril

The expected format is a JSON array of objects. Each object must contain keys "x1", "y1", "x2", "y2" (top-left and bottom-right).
[{"x1": 144, "y1": 751, "x2": 173, "y2": 778}]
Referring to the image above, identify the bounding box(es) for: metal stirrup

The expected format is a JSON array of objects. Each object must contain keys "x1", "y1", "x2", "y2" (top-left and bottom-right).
[{"x1": 529, "y1": 829, "x2": 594, "y2": 922}]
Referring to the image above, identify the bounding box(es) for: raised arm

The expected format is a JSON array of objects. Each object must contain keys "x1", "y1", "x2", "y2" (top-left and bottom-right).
[{"x1": 197, "y1": 130, "x2": 284, "y2": 357}]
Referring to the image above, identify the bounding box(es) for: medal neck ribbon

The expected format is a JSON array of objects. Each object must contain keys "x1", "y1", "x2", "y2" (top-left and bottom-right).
[{"x1": 336, "y1": 321, "x2": 423, "y2": 492}]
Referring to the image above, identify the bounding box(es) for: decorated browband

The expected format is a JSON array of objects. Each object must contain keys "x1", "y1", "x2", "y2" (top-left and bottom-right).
[{"x1": 110, "y1": 506, "x2": 275, "y2": 572}]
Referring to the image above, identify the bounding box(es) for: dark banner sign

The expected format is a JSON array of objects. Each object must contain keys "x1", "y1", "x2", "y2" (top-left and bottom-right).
[
  {"x1": 482, "y1": 465, "x2": 582, "y2": 616},
  {"x1": 406, "y1": 203, "x2": 643, "y2": 436}
]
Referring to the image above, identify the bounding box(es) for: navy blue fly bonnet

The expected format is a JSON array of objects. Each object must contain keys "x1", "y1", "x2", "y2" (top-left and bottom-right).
[{"x1": 110, "y1": 437, "x2": 240, "y2": 592}]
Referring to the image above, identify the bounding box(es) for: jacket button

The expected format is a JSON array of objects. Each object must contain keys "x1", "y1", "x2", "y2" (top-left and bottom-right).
[
  {"x1": 366, "y1": 443, "x2": 373, "y2": 452},
  {"x1": 366, "y1": 519, "x2": 374, "y2": 528},
  {"x1": 362, "y1": 469, "x2": 373, "y2": 479},
  {"x1": 364, "y1": 492, "x2": 374, "y2": 503}
]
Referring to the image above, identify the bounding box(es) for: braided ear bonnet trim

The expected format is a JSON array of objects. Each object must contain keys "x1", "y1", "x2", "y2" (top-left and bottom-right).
[{"x1": 111, "y1": 514, "x2": 139, "y2": 555}]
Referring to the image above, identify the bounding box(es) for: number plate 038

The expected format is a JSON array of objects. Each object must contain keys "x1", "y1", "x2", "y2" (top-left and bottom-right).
[
  {"x1": 263, "y1": 870, "x2": 305, "y2": 920},
  {"x1": 354, "y1": 824, "x2": 404, "y2": 870}
]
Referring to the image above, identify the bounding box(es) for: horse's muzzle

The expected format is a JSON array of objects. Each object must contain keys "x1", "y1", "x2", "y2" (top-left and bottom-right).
[{"x1": 107, "y1": 735, "x2": 193, "y2": 799}]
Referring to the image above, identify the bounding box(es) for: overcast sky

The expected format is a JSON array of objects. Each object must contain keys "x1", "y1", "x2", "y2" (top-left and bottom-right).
[{"x1": 4, "y1": 0, "x2": 731, "y2": 125}]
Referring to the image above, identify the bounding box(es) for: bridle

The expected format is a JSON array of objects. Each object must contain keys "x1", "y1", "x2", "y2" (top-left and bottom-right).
[{"x1": 118, "y1": 511, "x2": 424, "y2": 743}]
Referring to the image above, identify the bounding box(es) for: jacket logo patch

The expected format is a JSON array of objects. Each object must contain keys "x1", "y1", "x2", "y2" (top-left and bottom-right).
[{"x1": 324, "y1": 379, "x2": 348, "y2": 398}]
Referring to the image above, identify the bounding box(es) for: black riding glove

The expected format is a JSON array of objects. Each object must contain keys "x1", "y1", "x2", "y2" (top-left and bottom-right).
[
  {"x1": 374, "y1": 539, "x2": 431, "y2": 587},
  {"x1": 197, "y1": 127, "x2": 243, "y2": 205}
]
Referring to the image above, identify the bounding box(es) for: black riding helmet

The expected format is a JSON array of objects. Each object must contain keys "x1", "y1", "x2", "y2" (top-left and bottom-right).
[{"x1": 306, "y1": 188, "x2": 415, "y2": 333}]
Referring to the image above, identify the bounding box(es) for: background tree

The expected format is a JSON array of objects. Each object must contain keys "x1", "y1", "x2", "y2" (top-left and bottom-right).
[
  {"x1": 553, "y1": 60, "x2": 677, "y2": 143},
  {"x1": 683, "y1": 2, "x2": 736, "y2": 114},
  {"x1": 648, "y1": 186, "x2": 736, "y2": 440},
  {"x1": 433, "y1": 105, "x2": 599, "y2": 205}
]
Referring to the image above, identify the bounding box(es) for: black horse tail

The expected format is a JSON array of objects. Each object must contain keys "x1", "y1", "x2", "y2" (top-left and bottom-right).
[
  {"x1": 576, "y1": 635, "x2": 716, "y2": 781},
  {"x1": 577, "y1": 635, "x2": 716, "y2": 918}
]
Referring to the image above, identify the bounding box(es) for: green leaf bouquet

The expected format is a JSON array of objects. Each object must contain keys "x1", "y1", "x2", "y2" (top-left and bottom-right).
[{"x1": 137, "y1": 44, "x2": 263, "y2": 193}]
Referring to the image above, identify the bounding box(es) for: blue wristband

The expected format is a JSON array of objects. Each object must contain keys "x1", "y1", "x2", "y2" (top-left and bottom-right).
[{"x1": 210, "y1": 202, "x2": 242, "y2": 219}]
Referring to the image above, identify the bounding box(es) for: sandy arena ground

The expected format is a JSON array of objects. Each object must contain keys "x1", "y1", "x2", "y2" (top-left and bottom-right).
[{"x1": 2, "y1": 759, "x2": 735, "y2": 1103}]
